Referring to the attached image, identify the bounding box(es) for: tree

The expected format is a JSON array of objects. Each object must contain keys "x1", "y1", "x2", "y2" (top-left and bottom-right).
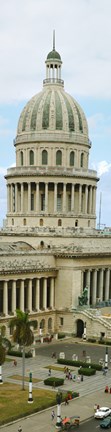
[
  {"x1": 0, "y1": 328, "x2": 11, "y2": 384},
  {"x1": 9, "y1": 309, "x2": 37, "y2": 390}
]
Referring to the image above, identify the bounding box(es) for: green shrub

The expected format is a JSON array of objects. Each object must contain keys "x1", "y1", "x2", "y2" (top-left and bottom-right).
[
  {"x1": 58, "y1": 333, "x2": 65, "y2": 339},
  {"x1": 44, "y1": 377, "x2": 64, "y2": 387},
  {"x1": 78, "y1": 367, "x2": 96, "y2": 376},
  {"x1": 87, "y1": 338, "x2": 97, "y2": 343},
  {"x1": 8, "y1": 350, "x2": 32, "y2": 358},
  {"x1": 57, "y1": 358, "x2": 102, "y2": 371}
]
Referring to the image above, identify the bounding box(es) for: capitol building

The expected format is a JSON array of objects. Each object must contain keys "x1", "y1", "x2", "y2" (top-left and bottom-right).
[{"x1": 1, "y1": 35, "x2": 111, "y2": 341}]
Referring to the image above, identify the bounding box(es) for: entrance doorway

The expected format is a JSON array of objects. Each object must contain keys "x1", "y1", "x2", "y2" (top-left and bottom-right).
[{"x1": 76, "y1": 319, "x2": 84, "y2": 337}]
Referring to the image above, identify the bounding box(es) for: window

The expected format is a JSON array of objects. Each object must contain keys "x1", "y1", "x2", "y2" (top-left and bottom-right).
[
  {"x1": 60, "y1": 317, "x2": 64, "y2": 326},
  {"x1": 31, "y1": 193, "x2": 34, "y2": 210},
  {"x1": 41, "y1": 194, "x2": 45, "y2": 211},
  {"x1": 58, "y1": 219, "x2": 62, "y2": 226},
  {"x1": 23, "y1": 218, "x2": 27, "y2": 226},
  {"x1": 20, "y1": 151, "x2": 23, "y2": 166},
  {"x1": 12, "y1": 218, "x2": 14, "y2": 225},
  {"x1": 29, "y1": 150, "x2": 34, "y2": 165},
  {"x1": 88, "y1": 220, "x2": 90, "y2": 227},
  {"x1": 68, "y1": 194, "x2": 71, "y2": 211},
  {"x1": 56, "y1": 150, "x2": 62, "y2": 165},
  {"x1": 80, "y1": 153, "x2": 84, "y2": 168},
  {"x1": 42, "y1": 150, "x2": 48, "y2": 165},
  {"x1": 40, "y1": 218, "x2": 43, "y2": 226},
  {"x1": 75, "y1": 219, "x2": 78, "y2": 227},
  {"x1": 57, "y1": 194, "x2": 62, "y2": 211},
  {"x1": 70, "y1": 151, "x2": 75, "y2": 166}
]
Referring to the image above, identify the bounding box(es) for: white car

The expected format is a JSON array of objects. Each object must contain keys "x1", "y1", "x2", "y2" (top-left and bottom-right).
[{"x1": 95, "y1": 407, "x2": 111, "y2": 419}]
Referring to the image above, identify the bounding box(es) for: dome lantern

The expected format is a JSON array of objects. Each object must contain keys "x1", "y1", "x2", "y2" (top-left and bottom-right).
[{"x1": 43, "y1": 30, "x2": 64, "y2": 87}]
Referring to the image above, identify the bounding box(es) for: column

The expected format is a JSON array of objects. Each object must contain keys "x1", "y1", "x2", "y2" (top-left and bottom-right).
[
  {"x1": 35, "y1": 279, "x2": 40, "y2": 310},
  {"x1": 93, "y1": 187, "x2": 96, "y2": 214},
  {"x1": 50, "y1": 278, "x2": 55, "y2": 309},
  {"x1": 45, "y1": 183, "x2": 48, "y2": 213},
  {"x1": 15, "y1": 183, "x2": 18, "y2": 212},
  {"x1": 71, "y1": 184, "x2": 75, "y2": 211},
  {"x1": 92, "y1": 270, "x2": 97, "y2": 306},
  {"x1": 63, "y1": 184, "x2": 66, "y2": 212},
  {"x1": 12, "y1": 280, "x2": 16, "y2": 314},
  {"x1": 89, "y1": 186, "x2": 92, "y2": 214},
  {"x1": 85, "y1": 185, "x2": 88, "y2": 214},
  {"x1": 28, "y1": 279, "x2": 32, "y2": 312},
  {"x1": 54, "y1": 183, "x2": 57, "y2": 212},
  {"x1": 86, "y1": 270, "x2": 91, "y2": 305},
  {"x1": 7, "y1": 185, "x2": 10, "y2": 212},
  {"x1": 78, "y1": 184, "x2": 82, "y2": 213},
  {"x1": 98, "y1": 269, "x2": 104, "y2": 301},
  {"x1": 43, "y1": 278, "x2": 47, "y2": 309},
  {"x1": 28, "y1": 183, "x2": 31, "y2": 212},
  {"x1": 3, "y1": 281, "x2": 8, "y2": 315},
  {"x1": 20, "y1": 280, "x2": 24, "y2": 311},
  {"x1": 11, "y1": 184, "x2": 13, "y2": 212},
  {"x1": 36, "y1": 183, "x2": 39, "y2": 212},
  {"x1": 21, "y1": 183, "x2": 24, "y2": 213},
  {"x1": 105, "y1": 269, "x2": 110, "y2": 301}
]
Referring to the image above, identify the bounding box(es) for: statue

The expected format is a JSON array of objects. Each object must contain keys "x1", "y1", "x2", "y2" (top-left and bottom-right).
[{"x1": 78, "y1": 286, "x2": 88, "y2": 306}]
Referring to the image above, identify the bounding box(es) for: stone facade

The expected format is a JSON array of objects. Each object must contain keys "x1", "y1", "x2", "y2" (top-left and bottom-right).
[{"x1": 1, "y1": 37, "x2": 111, "y2": 341}]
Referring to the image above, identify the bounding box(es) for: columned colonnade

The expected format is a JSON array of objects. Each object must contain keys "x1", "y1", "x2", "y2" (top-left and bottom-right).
[
  {"x1": 0, "y1": 277, "x2": 55, "y2": 316},
  {"x1": 83, "y1": 268, "x2": 111, "y2": 306},
  {"x1": 7, "y1": 181, "x2": 96, "y2": 215}
]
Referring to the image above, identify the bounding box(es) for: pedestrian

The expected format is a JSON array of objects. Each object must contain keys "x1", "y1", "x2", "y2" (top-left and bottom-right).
[
  {"x1": 51, "y1": 410, "x2": 55, "y2": 420},
  {"x1": 18, "y1": 427, "x2": 22, "y2": 432},
  {"x1": 65, "y1": 396, "x2": 69, "y2": 405},
  {"x1": 94, "y1": 403, "x2": 97, "y2": 413},
  {"x1": 48, "y1": 368, "x2": 51, "y2": 376}
]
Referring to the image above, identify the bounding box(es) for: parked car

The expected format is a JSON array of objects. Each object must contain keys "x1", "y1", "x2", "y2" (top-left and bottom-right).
[
  {"x1": 100, "y1": 416, "x2": 111, "y2": 428},
  {"x1": 95, "y1": 407, "x2": 111, "y2": 419}
]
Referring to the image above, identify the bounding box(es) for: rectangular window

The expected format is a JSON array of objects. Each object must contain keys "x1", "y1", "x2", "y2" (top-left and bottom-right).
[
  {"x1": 68, "y1": 194, "x2": 71, "y2": 211},
  {"x1": 60, "y1": 317, "x2": 64, "y2": 326},
  {"x1": 31, "y1": 193, "x2": 34, "y2": 211},
  {"x1": 57, "y1": 194, "x2": 62, "y2": 211},
  {"x1": 41, "y1": 194, "x2": 45, "y2": 211}
]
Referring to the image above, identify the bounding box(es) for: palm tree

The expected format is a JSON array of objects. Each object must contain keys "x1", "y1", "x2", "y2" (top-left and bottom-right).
[
  {"x1": 0, "y1": 327, "x2": 11, "y2": 384},
  {"x1": 9, "y1": 309, "x2": 37, "y2": 390}
]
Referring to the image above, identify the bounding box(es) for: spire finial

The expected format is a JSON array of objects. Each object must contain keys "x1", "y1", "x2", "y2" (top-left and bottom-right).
[{"x1": 53, "y1": 30, "x2": 55, "y2": 51}]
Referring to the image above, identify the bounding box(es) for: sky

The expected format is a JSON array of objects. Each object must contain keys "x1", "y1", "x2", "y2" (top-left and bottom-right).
[{"x1": 0, "y1": 0, "x2": 111, "y2": 228}]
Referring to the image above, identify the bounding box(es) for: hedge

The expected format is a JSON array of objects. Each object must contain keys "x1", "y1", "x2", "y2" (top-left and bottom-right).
[
  {"x1": 58, "y1": 333, "x2": 65, "y2": 339},
  {"x1": 57, "y1": 358, "x2": 102, "y2": 371},
  {"x1": 78, "y1": 367, "x2": 96, "y2": 376},
  {"x1": 8, "y1": 350, "x2": 32, "y2": 358},
  {"x1": 44, "y1": 377, "x2": 64, "y2": 387}
]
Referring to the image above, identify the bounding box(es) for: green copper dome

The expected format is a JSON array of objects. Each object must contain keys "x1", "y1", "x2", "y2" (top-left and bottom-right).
[{"x1": 47, "y1": 49, "x2": 61, "y2": 61}]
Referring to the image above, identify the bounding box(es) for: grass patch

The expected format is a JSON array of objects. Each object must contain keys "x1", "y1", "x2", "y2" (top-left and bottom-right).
[
  {"x1": 44, "y1": 365, "x2": 65, "y2": 371},
  {"x1": 0, "y1": 382, "x2": 56, "y2": 426},
  {"x1": 10, "y1": 375, "x2": 41, "y2": 383}
]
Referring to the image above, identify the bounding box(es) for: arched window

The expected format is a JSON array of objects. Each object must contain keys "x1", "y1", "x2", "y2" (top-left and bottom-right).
[
  {"x1": 29, "y1": 150, "x2": 34, "y2": 165},
  {"x1": 88, "y1": 220, "x2": 90, "y2": 227},
  {"x1": 48, "y1": 317, "x2": 52, "y2": 330},
  {"x1": 75, "y1": 219, "x2": 78, "y2": 227},
  {"x1": 56, "y1": 150, "x2": 62, "y2": 166},
  {"x1": 12, "y1": 218, "x2": 14, "y2": 225},
  {"x1": 70, "y1": 151, "x2": 75, "y2": 166},
  {"x1": 40, "y1": 218, "x2": 43, "y2": 226},
  {"x1": 80, "y1": 152, "x2": 84, "y2": 168},
  {"x1": 58, "y1": 219, "x2": 62, "y2": 226},
  {"x1": 20, "y1": 151, "x2": 23, "y2": 166},
  {"x1": 42, "y1": 150, "x2": 48, "y2": 165},
  {"x1": 23, "y1": 218, "x2": 26, "y2": 226},
  {"x1": 40, "y1": 319, "x2": 45, "y2": 329}
]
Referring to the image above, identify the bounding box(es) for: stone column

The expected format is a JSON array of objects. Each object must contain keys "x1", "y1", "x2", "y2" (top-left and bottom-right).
[
  {"x1": 36, "y1": 183, "x2": 39, "y2": 212},
  {"x1": 79, "y1": 184, "x2": 82, "y2": 213},
  {"x1": 20, "y1": 280, "x2": 24, "y2": 311},
  {"x1": 21, "y1": 183, "x2": 24, "y2": 213},
  {"x1": 3, "y1": 281, "x2": 8, "y2": 316},
  {"x1": 92, "y1": 270, "x2": 97, "y2": 306},
  {"x1": 85, "y1": 185, "x2": 88, "y2": 214},
  {"x1": 54, "y1": 183, "x2": 57, "y2": 212},
  {"x1": 50, "y1": 278, "x2": 55, "y2": 308},
  {"x1": 43, "y1": 278, "x2": 47, "y2": 309},
  {"x1": 28, "y1": 279, "x2": 32, "y2": 312},
  {"x1": 35, "y1": 279, "x2": 40, "y2": 310},
  {"x1": 12, "y1": 280, "x2": 16, "y2": 314},
  {"x1": 28, "y1": 183, "x2": 31, "y2": 212},
  {"x1": 63, "y1": 183, "x2": 66, "y2": 212},
  {"x1": 89, "y1": 186, "x2": 92, "y2": 214},
  {"x1": 15, "y1": 183, "x2": 18, "y2": 212},
  {"x1": 86, "y1": 270, "x2": 91, "y2": 305},
  {"x1": 93, "y1": 187, "x2": 96, "y2": 214},
  {"x1": 7, "y1": 185, "x2": 9, "y2": 212},
  {"x1": 98, "y1": 269, "x2": 104, "y2": 301},
  {"x1": 105, "y1": 269, "x2": 110, "y2": 301},
  {"x1": 45, "y1": 183, "x2": 48, "y2": 213},
  {"x1": 11, "y1": 184, "x2": 13, "y2": 212},
  {"x1": 71, "y1": 184, "x2": 75, "y2": 211}
]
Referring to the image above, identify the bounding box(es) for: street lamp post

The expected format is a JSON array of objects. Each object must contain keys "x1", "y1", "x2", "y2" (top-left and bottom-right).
[{"x1": 56, "y1": 392, "x2": 62, "y2": 429}]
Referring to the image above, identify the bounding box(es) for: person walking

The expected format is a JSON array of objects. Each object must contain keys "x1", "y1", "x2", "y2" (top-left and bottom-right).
[{"x1": 51, "y1": 410, "x2": 55, "y2": 420}]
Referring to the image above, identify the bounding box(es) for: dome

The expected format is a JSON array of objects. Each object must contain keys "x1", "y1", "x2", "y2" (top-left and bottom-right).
[
  {"x1": 17, "y1": 88, "x2": 88, "y2": 140},
  {"x1": 16, "y1": 35, "x2": 89, "y2": 147},
  {"x1": 47, "y1": 49, "x2": 61, "y2": 61}
]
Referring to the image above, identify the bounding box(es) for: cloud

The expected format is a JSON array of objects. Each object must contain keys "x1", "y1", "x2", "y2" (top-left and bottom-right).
[{"x1": 0, "y1": 0, "x2": 111, "y2": 102}]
